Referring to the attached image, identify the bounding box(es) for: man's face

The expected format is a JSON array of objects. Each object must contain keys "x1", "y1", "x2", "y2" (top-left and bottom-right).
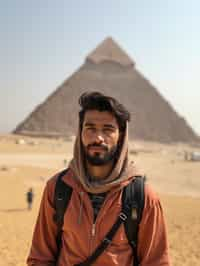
[{"x1": 81, "y1": 110, "x2": 120, "y2": 166}]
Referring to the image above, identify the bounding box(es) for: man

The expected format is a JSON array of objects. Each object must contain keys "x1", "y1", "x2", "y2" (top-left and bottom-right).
[
  {"x1": 27, "y1": 91, "x2": 170, "y2": 265},
  {"x1": 26, "y1": 187, "x2": 34, "y2": 210}
]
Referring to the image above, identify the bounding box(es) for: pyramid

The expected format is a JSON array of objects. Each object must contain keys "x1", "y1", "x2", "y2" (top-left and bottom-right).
[
  {"x1": 14, "y1": 37, "x2": 199, "y2": 143},
  {"x1": 87, "y1": 37, "x2": 134, "y2": 67}
]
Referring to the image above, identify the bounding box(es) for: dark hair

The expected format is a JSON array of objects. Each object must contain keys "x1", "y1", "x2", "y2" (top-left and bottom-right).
[{"x1": 79, "y1": 91, "x2": 130, "y2": 132}]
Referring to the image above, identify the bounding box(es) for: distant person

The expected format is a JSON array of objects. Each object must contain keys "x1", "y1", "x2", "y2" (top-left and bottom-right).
[
  {"x1": 26, "y1": 188, "x2": 34, "y2": 210},
  {"x1": 27, "y1": 92, "x2": 170, "y2": 265},
  {"x1": 63, "y1": 158, "x2": 67, "y2": 167}
]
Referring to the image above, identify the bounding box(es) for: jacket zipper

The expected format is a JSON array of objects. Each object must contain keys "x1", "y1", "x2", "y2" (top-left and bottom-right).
[
  {"x1": 88, "y1": 191, "x2": 117, "y2": 254},
  {"x1": 89, "y1": 192, "x2": 113, "y2": 254},
  {"x1": 92, "y1": 223, "x2": 96, "y2": 236},
  {"x1": 90, "y1": 222, "x2": 96, "y2": 253}
]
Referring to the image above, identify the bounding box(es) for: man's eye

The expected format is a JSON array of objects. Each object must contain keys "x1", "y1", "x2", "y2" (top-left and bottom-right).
[
  {"x1": 87, "y1": 127, "x2": 96, "y2": 131},
  {"x1": 104, "y1": 128, "x2": 114, "y2": 133}
]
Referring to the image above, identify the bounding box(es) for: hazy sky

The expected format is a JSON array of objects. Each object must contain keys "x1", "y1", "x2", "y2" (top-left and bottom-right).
[{"x1": 0, "y1": 0, "x2": 199, "y2": 135}]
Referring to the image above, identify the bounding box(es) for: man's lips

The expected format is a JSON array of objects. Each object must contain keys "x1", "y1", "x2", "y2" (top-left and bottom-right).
[
  {"x1": 89, "y1": 146, "x2": 106, "y2": 152},
  {"x1": 87, "y1": 144, "x2": 108, "y2": 152}
]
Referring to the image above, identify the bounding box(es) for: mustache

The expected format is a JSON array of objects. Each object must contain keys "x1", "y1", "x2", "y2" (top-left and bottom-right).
[{"x1": 87, "y1": 143, "x2": 108, "y2": 151}]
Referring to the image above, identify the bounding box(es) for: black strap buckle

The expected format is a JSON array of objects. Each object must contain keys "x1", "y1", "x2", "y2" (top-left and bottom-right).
[
  {"x1": 103, "y1": 237, "x2": 111, "y2": 244},
  {"x1": 119, "y1": 212, "x2": 127, "y2": 221}
]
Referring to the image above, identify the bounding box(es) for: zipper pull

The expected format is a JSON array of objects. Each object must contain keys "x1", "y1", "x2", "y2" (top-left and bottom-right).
[{"x1": 92, "y1": 223, "x2": 96, "y2": 236}]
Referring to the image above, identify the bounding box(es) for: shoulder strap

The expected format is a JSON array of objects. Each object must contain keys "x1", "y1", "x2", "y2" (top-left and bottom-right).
[
  {"x1": 74, "y1": 177, "x2": 145, "y2": 266},
  {"x1": 75, "y1": 200, "x2": 132, "y2": 266},
  {"x1": 123, "y1": 176, "x2": 145, "y2": 266},
  {"x1": 53, "y1": 168, "x2": 73, "y2": 249},
  {"x1": 53, "y1": 172, "x2": 145, "y2": 266}
]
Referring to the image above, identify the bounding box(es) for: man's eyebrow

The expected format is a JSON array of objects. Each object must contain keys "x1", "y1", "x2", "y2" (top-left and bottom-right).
[
  {"x1": 83, "y1": 122, "x2": 117, "y2": 129},
  {"x1": 84, "y1": 122, "x2": 95, "y2": 127},
  {"x1": 104, "y1": 124, "x2": 117, "y2": 129}
]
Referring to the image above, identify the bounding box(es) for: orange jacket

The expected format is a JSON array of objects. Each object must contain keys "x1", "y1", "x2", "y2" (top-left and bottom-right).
[{"x1": 27, "y1": 169, "x2": 170, "y2": 266}]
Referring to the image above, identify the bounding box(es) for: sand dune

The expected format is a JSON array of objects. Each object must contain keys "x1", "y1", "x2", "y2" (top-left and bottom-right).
[{"x1": 0, "y1": 134, "x2": 200, "y2": 265}]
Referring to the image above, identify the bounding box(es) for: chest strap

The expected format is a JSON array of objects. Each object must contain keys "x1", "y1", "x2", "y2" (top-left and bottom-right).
[{"x1": 74, "y1": 205, "x2": 131, "y2": 266}]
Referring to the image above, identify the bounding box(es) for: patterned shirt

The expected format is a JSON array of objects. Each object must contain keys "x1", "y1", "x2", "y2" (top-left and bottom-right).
[{"x1": 88, "y1": 192, "x2": 107, "y2": 222}]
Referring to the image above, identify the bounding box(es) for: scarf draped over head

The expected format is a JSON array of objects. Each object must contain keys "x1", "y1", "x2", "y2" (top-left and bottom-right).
[{"x1": 69, "y1": 122, "x2": 138, "y2": 193}]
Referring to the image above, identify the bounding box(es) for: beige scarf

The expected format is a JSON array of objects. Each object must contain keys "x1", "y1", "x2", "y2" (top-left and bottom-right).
[{"x1": 69, "y1": 123, "x2": 138, "y2": 193}]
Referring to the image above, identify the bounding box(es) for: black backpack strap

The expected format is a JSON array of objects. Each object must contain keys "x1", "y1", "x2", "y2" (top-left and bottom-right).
[
  {"x1": 53, "y1": 168, "x2": 73, "y2": 249},
  {"x1": 75, "y1": 206, "x2": 131, "y2": 266},
  {"x1": 75, "y1": 177, "x2": 145, "y2": 266},
  {"x1": 53, "y1": 172, "x2": 144, "y2": 266},
  {"x1": 123, "y1": 176, "x2": 145, "y2": 266}
]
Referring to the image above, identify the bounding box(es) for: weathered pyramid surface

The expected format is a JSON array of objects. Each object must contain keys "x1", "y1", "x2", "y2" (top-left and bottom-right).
[
  {"x1": 87, "y1": 37, "x2": 134, "y2": 66},
  {"x1": 14, "y1": 37, "x2": 199, "y2": 143}
]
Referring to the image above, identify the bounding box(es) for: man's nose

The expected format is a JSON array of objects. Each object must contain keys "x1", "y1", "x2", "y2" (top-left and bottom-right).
[{"x1": 94, "y1": 132, "x2": 104, "y2": 143}]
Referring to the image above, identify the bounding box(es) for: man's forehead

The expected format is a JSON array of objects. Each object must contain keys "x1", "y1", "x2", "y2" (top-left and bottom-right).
[{"x1": 83, "y1": 110, "x2": 118, "y2": 125}]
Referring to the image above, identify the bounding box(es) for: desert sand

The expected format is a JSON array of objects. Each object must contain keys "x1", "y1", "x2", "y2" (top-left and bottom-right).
[{"x1": 0, "y1": 134, "x2": 200, "y2": 266}]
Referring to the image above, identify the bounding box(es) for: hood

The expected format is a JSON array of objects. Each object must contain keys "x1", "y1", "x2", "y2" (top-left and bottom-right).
[{"x1": 69, "y1": 122, "x2": 141, "y2": 193}]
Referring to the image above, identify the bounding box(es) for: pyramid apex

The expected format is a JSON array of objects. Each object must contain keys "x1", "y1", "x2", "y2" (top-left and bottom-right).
[{"x1": 86, "y1": 37, "x2": 135, "y2": 67}]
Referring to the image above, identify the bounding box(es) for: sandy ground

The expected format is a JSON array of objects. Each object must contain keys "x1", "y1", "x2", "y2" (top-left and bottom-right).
[{"x1": 0, "y1": 134, "x2": 200, "y2": 266}]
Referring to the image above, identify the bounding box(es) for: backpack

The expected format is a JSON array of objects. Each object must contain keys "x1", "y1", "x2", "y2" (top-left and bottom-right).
[{"x1": 53, "y1": 169, "x2": 145, "y2": 266}]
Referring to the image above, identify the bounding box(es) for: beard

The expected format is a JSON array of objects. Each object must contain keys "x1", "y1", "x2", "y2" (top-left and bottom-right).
[{"x1": 82, "y1": 143, "x2": 118, "y2": 166}]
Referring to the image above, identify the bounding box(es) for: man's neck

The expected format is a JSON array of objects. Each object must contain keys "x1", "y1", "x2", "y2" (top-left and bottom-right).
[{"x1": 86, "y1": 161, "x2": 113, "y2": 180}]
